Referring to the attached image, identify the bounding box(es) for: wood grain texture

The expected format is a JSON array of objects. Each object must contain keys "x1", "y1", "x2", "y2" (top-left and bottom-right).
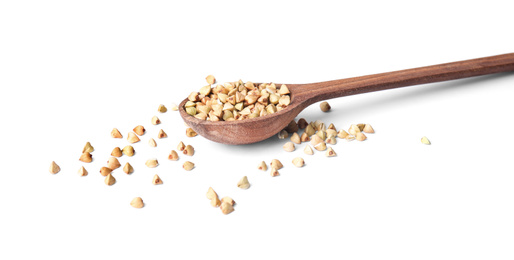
[{"x1": 180, "y1": 53, "x2": 514, "y2": 145}]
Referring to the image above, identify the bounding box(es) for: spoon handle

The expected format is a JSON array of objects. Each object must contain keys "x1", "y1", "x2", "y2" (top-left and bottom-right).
[{"x1": 294, "y1": 53, "x2": 514, "y2": 105}]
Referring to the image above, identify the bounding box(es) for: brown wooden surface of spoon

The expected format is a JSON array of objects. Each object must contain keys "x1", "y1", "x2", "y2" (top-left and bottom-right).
[{"x1": 180, "y1": 53, "x2": 514, "y2": 145}]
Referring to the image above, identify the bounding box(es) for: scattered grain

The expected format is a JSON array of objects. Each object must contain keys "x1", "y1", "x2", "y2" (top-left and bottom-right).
[
  {"x1": 363, "y1": 124, "x2": 374, "y2": 133},
  {"x1": 79, "y1": 152, "x2": 93, "y2": 163},
  {"x1": 186, "y1": 128, "x2": 197, "y2": 137},
  {"x1": 320, "y1": 101, "x2": 331, "y2": 112},
  {"x1": 82, "y1": 142, "x2": 94, "y2": 153},
  {"x1": 100, "y1": 167, "x2": 113, "y2": 177},
  {"x1": 183, "y1": 145, "x2": 194, "y2": 156},
  {"x1": 111, "y1": 147, "x2": 122, "y2": 157},
  {"x1": 206, "y1": 187, "x2": 218, "y2": 200},
  {"x1": 49, "y1": 161, "x2": 60, "y2": 174},
  {"x1": 130, "y1": 197, "x2": 144, "y2": 208},
  {"x1": 237, "y1": 176, "x2": 250, "y2": 189},
  {"x1": 107, "y1": 157, "x2": 121, "y2": 169},
  {"x1": 315, "y1": 129, "x2": 326, "y2": 140},
  {"x1": 270, "y1": 159, "x2": 283, "y2": 170},
  {"x1": 325, "y1": 147, "x2": 336, "y2": 157},
  {"x1": 145, "y1": 159, "x2": 159, "y2": 168},
  {"x1": 168, "y1": 150, "x2": 179, "y2": 161},
  {"x1": 221, "y1": 197, "x2": 235, "y2": 206},
  {"x1": 183, "y1": 161, "x2": 194, "y2": 171},
  {"x1": 297, "y1": 118, "x2": 308, "y2": 129},
  {"x1": 305, "y1": 124, "x2": 316, "y2": 136},
  {"x1": 283, "y1": 142, "x2": 295, "y2": 152},
  {"x1": 177, "y1": 141, "x2": 186, "y2": 151},
  {"x1": 285, "y1": 120, "x2": 299, "y2": 133},
  {"x1": 123, "y1": 162, "x2": 134, "y2": 174},
  {"x1": 122, "y1": 145, "x2": 135, "y2": 156},
  {"x1": 148, "y1": 138, "x2": 157, "y2": 147},
  {"x1": 133, "y1": 125, "x2": 146, "y2": 136},
  {"x1": 304, "y1": 145, "x2": 314, "y2": 155},
  {"x1": 337, "y1": 130, "x2": 349, "y2": 139},
  {"x1": 206, "y1": 75, "x2": 216, "y2": 85},
  {"x1": 278, "y1": 130, "x2": 288, "y2": 139},
  {"x1": 158, "y1": 129, "x2": 167, "y2": 139},
  {"x1": 326, "y1": 136, "x2": 337, "y2": 145},
  {"x1": 270, "y1": 167, "x2": 280, "y2": 177},
  {"x1": 220, "y1": 202, "x2": 234, "y2": 215},
  {"x1": 349, "y1": 124, "x2": 361, "y2": 135},
  {"x1": 310, "y1": 135, "x2": 324, "y2": 147},
  {"x1": 356, "y1": 132, "x2": 367, "y2": 141},
  {"x1": 326, "y1": 129, "x2": 337, "y2": 138},
  {"x1": 292, "y1": 157, "x2": 305, "y2": 167},
  {"x1": 313, "y1": 120, "x2": 324, "y2": 130},
  {"x1": 151, "y1": 116, "x2": 161, "y2": 125},
  {"x1": 78, "y1": 166, "x2": 88, "y2": 176},
  {"x1": 104, "y1": 173, "x2": 116, "y2": 186},
  {"x1": 258, "y1": 161, "x2": 267, "y2": 171},
  {"x1": 111, "y1": 128, "x2": 122, "y2": 138},
  {"x1": 127, "y1": 132, "x2": 140, "y2": 143},
  {"x1": 158, "y1": 104, "x2": 167, "y2": 113},
  {"x1": 211, "y1": 196, "x2": 221, "y2": 207},
  {"x1": 314, "y1": 142, "x2": 327, "y2": 151},
  {"x1": 152, "y1": 174, "x2": 163, "y2": 185},
  {"x1": 290, "y1": 132, "x2": 301, "y2": 144},
  {"x1": 300, "y1": 132, "x2": 310, "y2": 142}
]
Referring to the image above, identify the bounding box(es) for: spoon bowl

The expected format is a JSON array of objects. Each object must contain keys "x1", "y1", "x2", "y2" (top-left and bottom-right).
[
  {"x1": 180, "y1": 53, "x2": 514, "y2": 145},
  {"x1": 179, "y1": 83, "x2": 305, "y2": 145}
]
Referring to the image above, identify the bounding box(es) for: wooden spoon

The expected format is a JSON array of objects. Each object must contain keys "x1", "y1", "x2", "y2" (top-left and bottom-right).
[{"x1": 179, "y1": 53, "x2": 514, "y2": 145}]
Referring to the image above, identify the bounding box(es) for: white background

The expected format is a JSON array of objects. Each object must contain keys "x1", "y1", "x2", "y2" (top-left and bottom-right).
[{"x1": 1, "y1": 1, "x2": 514, "y2": 259}]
